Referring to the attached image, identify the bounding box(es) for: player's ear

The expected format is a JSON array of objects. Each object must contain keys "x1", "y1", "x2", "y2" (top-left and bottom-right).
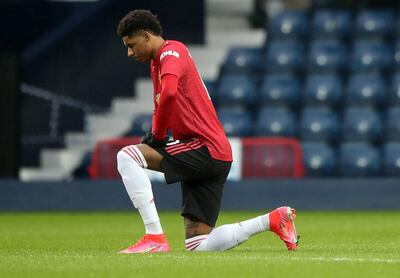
[{"x1": 143, "y1": 31, "x2": 150, "y2": 42}]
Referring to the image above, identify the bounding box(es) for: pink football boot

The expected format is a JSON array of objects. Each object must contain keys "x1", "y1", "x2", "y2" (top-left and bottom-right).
[
  {"x1": 119, "y1": 234, "x2": 170, "y2": 254},
  {"x1": 269, "y1": 206, "x2": 299, "y2": 251}
]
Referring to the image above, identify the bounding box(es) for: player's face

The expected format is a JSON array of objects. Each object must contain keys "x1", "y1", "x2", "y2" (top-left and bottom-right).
[{"x1": 122, "y1": 32, "x2": 152, "y2": 62}]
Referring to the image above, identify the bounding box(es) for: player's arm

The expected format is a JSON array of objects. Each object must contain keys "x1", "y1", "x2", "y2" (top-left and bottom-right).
[
  {"x1": 152, "y1": 73, "x2": 178, "y2": 141},
  {"x1": 144, "y1": 46, "x2": 183, "y2": 146},
  {"x1": 150, "y1": 102, "x2": 158, "y2": 136}
]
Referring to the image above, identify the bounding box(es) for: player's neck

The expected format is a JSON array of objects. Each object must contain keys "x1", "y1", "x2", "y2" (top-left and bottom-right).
[{"x1": 152, "y1": 37, "x2": 165, "y2": 60}]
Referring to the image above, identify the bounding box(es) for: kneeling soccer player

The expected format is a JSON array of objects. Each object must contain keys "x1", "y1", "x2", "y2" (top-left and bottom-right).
[{"x1": 116, "y1": 9, "x2": 299, "y2": 253}]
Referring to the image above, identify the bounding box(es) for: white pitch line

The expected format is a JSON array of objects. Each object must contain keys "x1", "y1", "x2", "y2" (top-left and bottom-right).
[
  {"x1": 163, "y1": 254, "x2": 400, "y2": 264},
  {"x1": 4, "y1": 253, "x2": 399, "y2": 264},
  {"x1": 284, "y1": 256, "x2": 400, "y2": 264}
]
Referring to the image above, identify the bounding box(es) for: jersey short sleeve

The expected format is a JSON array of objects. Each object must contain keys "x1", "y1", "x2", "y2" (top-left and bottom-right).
[{"x1": 159, "y1": 46, "x2": 185, "y2": 78}]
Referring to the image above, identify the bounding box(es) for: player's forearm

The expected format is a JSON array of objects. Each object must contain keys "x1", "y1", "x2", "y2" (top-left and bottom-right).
[
  {"x1": 151, "y1": 110, "x2": 157, "y2": 133},
  {"x1": 153, "y1": 74, "x2": 179, "y2": 140}
]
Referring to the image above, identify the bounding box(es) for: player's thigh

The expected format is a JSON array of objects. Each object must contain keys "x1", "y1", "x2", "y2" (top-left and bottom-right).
[{"x1": 136, "y1": 143, "x2": 163, "y2": 172}]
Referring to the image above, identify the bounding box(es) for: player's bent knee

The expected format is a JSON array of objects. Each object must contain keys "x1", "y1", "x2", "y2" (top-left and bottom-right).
[
  {"x1": 136, "y1": 143, "x2": 163, "y2": 172},
  {"x1": 117, "y1": 145, "x2": 148, "y2": 171},
  {"x1": 116, "y1": 150, "x2": 128, "y2": 173}
]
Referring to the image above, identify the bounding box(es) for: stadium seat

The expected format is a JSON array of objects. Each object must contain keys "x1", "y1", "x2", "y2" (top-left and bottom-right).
[
  {"x1": 312, "y1": 10, "x2": 352, "y2": 39},
  {"x1": 255, "y1": 107, "x2": 296, "y2": 136},
  {"x1": 394, "y1": 40, "x2": 400, "y2": 70},
  {"x1": 217, "y1": 106, "x2": 249, "y2": 115},
  {"x1": 355, "y1": 10, "x2": 395, "y2": 39},
  {"x1": 384, "y1": 107, "x2": 400, "y2": 141},
  {"x1": 350, "y1": 41, "x2": 392, "y2": 73},
  {"x1": 302, "y1": 142, "x2": 337, "y2": 176},
  {"x1": 265, "y1": 41, "x2": 305, "y2": 73},
  {"x1": 345, "y1": 74, "x2": 386, "y2": 107},
  {"x1": 221, "y1": 47, "x2": 264, "y2": 75},
  {"x1": 300, "y1": 107, "x2": 338, "y2": 142},
  {"x1": 216, "y1": 75, "x2": 257, "y2": 109},
  {"x1": 383, "y1": 143, "x2": 400, "y2": 176},
  {"x1": 268, "y1": 11, "x2": 308, "y2": 40},
  {"x1": 338, "y1": 143, "x2": 381, "y2": 176},
  {"x1": 307, "y1": 40, "x2": 347, "y2": 73},
  {"x1": 203, "y1": 80, "x2": 216, "y2": 102},
  {"x1": 341, "y1": 107, "x2": 382, "y2": 143},
  {"x1": 396, "y1": 15, "x2": 400, "y2": 38},
  {"x1": 260, "y1": 74, "x2": 300, "y2": 108},
  {"x1": 125, "y1": 113, "x2": 152, "y2": 136},
  {"x1": 218, "y1": 111, "x2": 253, "y2": 136},
  {"x1": 303, "y1": 74, "x2": 342, "y2": 107},
  {"x1": 389, "y1": 73, "x2": 400, "y2": 105}
]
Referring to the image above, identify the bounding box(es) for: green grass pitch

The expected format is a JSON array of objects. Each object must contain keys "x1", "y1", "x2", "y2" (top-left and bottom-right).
[{"x1": 1, "y1": 211, "x2": 399, "y2": 277}]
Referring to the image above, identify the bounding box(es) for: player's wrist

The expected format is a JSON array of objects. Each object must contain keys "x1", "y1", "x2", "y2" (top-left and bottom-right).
[
  {"x1": 152, "y1": 133, "x2": 163, "y2": 142},
  {"x1": 152, "y1": 135, "x2": 169, "y2": 147},
  {"x1": 141, "y1": 132, "x2": 168, "y2": 148}
]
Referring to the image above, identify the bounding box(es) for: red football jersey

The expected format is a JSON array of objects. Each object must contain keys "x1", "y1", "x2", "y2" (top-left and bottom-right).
[{"x1": 150, "y1": 40, "x2": 232, "y2": 162}]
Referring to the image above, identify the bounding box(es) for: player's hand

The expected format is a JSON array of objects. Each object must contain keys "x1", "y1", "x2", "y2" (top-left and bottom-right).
[{"x1": 141, "y1": 132, "x2": 169, "y2": 148}]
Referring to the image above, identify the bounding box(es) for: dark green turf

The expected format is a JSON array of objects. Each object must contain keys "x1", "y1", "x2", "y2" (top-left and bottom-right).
[{"x1": 1, "y1": 211, "x2": 399, "y2": 277}]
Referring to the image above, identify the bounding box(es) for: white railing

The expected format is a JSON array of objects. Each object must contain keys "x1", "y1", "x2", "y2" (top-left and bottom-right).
[{"x1": 20, "y1": 83, "x2": 105, "y2": 143}]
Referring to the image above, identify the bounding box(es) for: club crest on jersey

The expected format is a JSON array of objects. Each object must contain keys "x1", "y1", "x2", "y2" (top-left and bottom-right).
[
  {"x1": 160, "y1": 50, "x2": 180, "y2": 60},
  {"x1": 155, "y1": 93, "x2": 160, "y2": 104}
]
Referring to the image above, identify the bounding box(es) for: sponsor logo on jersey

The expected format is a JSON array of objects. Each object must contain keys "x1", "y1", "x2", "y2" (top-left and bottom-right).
[{"x1": 160, "y1": 50, "x2": 180, "y2": 60}]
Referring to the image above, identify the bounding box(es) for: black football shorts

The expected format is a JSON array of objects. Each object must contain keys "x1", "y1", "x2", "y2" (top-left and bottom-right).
[{"x1": 153, "y1": 138, "x2": 231, "y2": 227}]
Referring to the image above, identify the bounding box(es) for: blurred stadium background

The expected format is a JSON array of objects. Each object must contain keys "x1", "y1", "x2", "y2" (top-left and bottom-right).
[
  {"x1": 1, "y1": 0, "x2": 400, "y2": 211},
  {"x1": 2, "y1": 2, "x2": 400, "y2": 277}
]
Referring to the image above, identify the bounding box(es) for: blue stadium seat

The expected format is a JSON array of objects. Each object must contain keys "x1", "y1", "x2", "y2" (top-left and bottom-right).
[
  {"x1": 302, "y1": 142, "x2": 337, "y2": 176},
  {"x1": 260, "y1": 74, "x2": 300, "y2": 107},
  {"x1": 390, "y1": 73, "x2": 400, "y2": 105},
  {"x1": 339, "y1": 143, "x2": 381, "y2": 176},
  {"x1": 268, "y1": 11, "x2": 308, "y2": 40},
  {"x1": 350, "y1": 41, "x2": 392, "y2": 73},
  {"x1": 310, "y1": 0, "x2": 340, "y2": 8},
  {"x1": 345, "y1": 74, "x2": 386, "y2": 107},
  {"x1": 312, "y1": 10, "x2": 352, "y2": 39},
  {"x1": 216, "y1": 75, "x2": 257, "y2": 109},
  {"x1": 394, "y1": 40, "x2": 400, "y2": 70},
  {"x1": 383, "y1": 143, "x2": 400, "y2": 176},
  {"x1": 203, "y1": 80, "x2": 216, "y2": 101},
  {"x1": 255, "y1": 107, "x2": 296, "y2": 136},
  {"x1": 126, "y1": 113, "x2": 153, "y2": 136},
  {"x1": 300, "y1": 107, "x2": 338, "y2": 142},
  {"x1": 341, "y1": 107, "x2": 382, "y2": 143},
  {"x1": 307, "y1": 40, "x2": 347, "y2": 72},
  {"x1": 222, "y1": 47, "x2": 264, "y2": 75},
  {"x1": 217, "y1": 106, "x2": 248, "y2": 114},
  {"x1": 396, "y1": 16, "x2": 400, "y2": 38},
  {"x1": 384, "y1": 107, "x2": 400, "y2": 141},
  {"x1": 303, "y1": 74, "x2": 342, "y2": 107},
  {"x1": 355, "y1": 10, "x2": 395, "y2": 39},
  {"x1": 218, "y1": 111, "x2": 253, "y2": 136},
  {"x1": 266, "y1": 42, "x2": 305, "y2": 73}
]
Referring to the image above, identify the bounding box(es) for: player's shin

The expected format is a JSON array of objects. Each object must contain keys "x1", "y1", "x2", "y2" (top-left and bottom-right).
[
  {"x1": 187, "y1": 214, "x2": 269, "y2": 251},
  {"x1": 117, "y1": 147, "x2": 163, "y2": 235}
]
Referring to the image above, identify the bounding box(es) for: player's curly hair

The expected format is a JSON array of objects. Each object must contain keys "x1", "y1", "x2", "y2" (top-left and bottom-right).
[{"x1": 117, "y1": 9, "x2": 163, "y2": 37}]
